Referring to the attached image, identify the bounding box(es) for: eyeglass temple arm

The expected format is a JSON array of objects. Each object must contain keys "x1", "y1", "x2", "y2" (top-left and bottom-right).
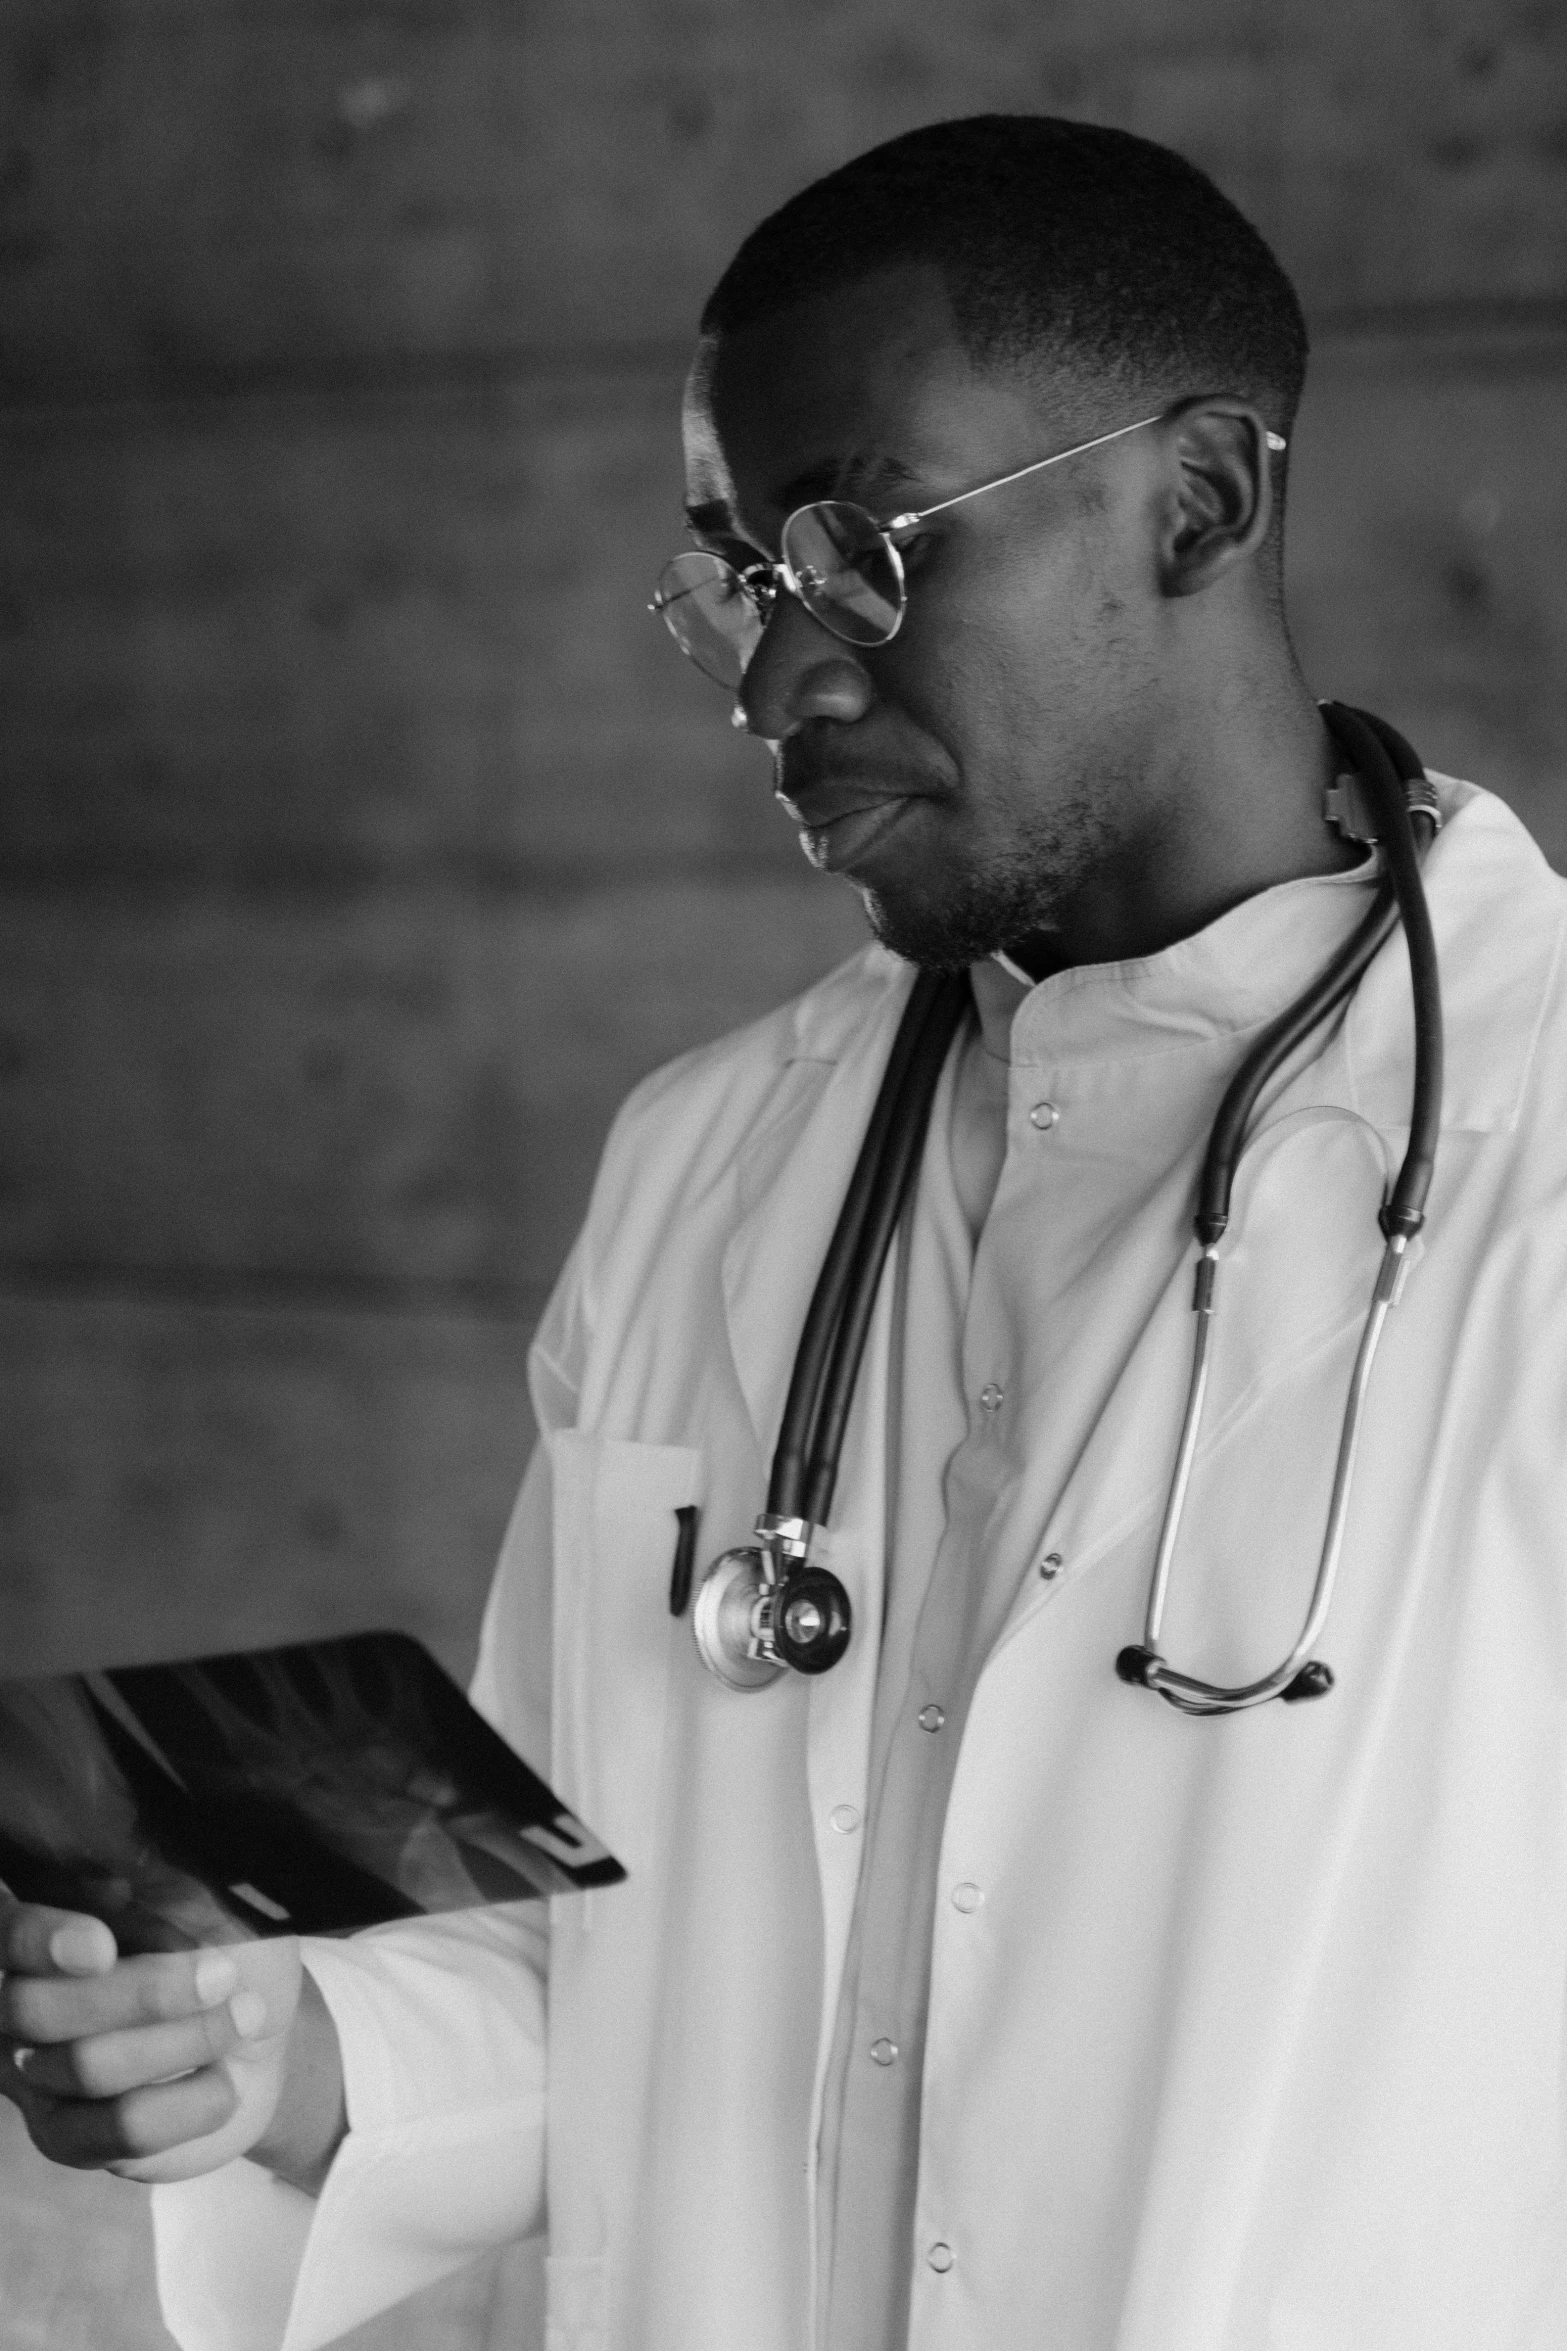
[{"x1": 882, "y1": 412, "x2": 1287, "y2": 535}]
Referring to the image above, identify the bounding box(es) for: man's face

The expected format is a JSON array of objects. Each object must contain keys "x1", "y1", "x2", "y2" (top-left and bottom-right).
[{"x1": 682, "y1": 262, "x2": 1173, "y2": 971}]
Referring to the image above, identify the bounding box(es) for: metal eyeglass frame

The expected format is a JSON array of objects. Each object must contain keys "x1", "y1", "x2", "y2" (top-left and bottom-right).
[{"x1": 652, "y1": 410, "x2": 1289, "y2": 666}]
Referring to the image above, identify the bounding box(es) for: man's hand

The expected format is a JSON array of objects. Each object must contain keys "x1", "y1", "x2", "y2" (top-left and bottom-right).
[{"x1": 0, "y1": 1899, "x2": 305, "y2": 2184}]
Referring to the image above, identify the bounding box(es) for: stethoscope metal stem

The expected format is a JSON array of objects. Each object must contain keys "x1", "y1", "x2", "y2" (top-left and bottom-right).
[
  {"x1": 1129, "y1": 1233, "x2": 1410, "y2": 1716},
  {"x1": 1141, "y1": 1245, "x2": 1220, "y2": 1657}
]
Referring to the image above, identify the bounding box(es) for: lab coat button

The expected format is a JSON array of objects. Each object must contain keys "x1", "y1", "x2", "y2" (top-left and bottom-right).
[
  {"x1": 1039, "y1": 1552, "x2": 1063, "y2": 1580},
  {"x1": 927, "y1": 2242, "x2": 955, "y2": 2273},
  {"x1": 869, "y1": 2037, "x2": 898, "y2": 2067},
  {"x1": 917, "y1": 1704, "x2": 946, "y2": 1732},
  {"x1": 951, "y1": 1881, "x2": 983, "y2": 1914},
  {"x1": 829, "y1": 1804, "x2": 861, "y2": 1835},
  {"x1": 979, "y1": 1383, "x2": 1004, "y2": 1411},
  {"x1": 1029, "y1": 1100, "x2": 1058, "y2": 1129}
]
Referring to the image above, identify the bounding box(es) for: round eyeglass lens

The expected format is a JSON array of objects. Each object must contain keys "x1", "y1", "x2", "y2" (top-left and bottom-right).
[
  {"x1": 653, "y1": 551, "x2": 763, "y2": 690},
  {"x1": 779, "y1": 502, "x2": 905, "y2": 646}
]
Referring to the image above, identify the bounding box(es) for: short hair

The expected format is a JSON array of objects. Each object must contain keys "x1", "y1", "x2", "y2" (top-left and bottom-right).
[{"x1": 702, "y1": 116, "x2": 1308, "y2": 443}]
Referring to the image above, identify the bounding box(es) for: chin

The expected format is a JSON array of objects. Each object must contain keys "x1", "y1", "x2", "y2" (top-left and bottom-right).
[{"x1": 856, "y1": 872, "x2": 1057, "y2": 975}]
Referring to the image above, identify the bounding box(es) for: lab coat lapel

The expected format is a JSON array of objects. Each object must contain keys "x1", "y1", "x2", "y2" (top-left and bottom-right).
[
  {"x1": 717, "y1": 952, "x2": 914, "y2": 2212},
  {"x1": 802, "y1": 1263, "x2": 897, "y2": 2196},
  {"x1": 1343, "y1": 783, "x2": 1566, "y2": 1137}
]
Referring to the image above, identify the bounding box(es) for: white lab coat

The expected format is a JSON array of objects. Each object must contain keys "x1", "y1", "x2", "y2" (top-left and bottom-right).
[{"x1": 156, "y1": 780, "x2": 1567, "y2": 2351}]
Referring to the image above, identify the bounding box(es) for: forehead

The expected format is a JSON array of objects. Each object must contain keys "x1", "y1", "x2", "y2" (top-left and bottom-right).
[{"x1": 683, "y1": 260, "x2": 1052, "y2": 534}]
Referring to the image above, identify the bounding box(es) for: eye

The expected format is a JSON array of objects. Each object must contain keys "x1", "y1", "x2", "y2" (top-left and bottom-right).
[
  {"x1": 887, "y1": 524, "x2": 934, "y2": 573},
  {"x1": 736, "y1": 563, "x2": 779, "y2": 619}
]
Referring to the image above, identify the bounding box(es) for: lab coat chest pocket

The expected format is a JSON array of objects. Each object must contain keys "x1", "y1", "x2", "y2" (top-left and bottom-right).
[{"x1": 548, "y1": 1432, "x2": 703, "y2": 1883}]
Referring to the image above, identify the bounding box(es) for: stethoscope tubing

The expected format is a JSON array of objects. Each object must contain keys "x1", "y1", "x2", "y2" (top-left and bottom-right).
[
  {"x1": 1325, "y1": 705, "x2": 1444, "y2": 1235},
  {"x1": 802, "y1": 976, "x2": 970, "y2": 1526},
  {"x1": 766, "y1": 968, "x2": 965, "y2": 1521},
  {"x1": 1196, "y1": 707, "x2": 1440, "y2": 1243}
]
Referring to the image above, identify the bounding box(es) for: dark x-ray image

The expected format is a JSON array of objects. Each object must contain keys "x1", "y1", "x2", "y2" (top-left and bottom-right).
[{"x1": 0, "y1": 1630, "x2": 623, "y2": 1950}]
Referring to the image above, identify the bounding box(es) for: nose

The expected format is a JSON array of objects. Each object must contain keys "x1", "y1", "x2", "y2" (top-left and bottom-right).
[{"x1": 738, "y1": 590, "x2": 876, "y2": 740}]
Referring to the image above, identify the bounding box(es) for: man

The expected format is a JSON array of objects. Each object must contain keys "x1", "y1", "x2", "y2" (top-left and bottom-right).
[{"x1": 5, "y1": 116, "x2": 1567, "y2": 2351}]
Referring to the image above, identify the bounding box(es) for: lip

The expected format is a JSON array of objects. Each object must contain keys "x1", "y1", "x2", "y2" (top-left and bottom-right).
[{"x1": 788, "y1": 793, "x2": 917, "y2": 874}]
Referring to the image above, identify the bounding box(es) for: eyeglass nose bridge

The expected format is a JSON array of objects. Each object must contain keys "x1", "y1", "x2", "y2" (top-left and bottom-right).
[{"x1": 745, "y1": 558, "x2": 873, "y2": 695}]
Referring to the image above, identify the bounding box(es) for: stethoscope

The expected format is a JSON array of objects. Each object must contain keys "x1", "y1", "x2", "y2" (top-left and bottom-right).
[{"x1": 691, "y1": 704, "x2": 1443, "y2": 1716}]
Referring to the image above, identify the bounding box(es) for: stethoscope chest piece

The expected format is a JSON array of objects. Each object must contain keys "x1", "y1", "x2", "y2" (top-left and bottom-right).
[
  {"x1": 692, "y1": 1534, "x2": 855, "y2": 1690},
  {"x1": 693, "y1": 1548, "x2": 785, "y2": 1691}
]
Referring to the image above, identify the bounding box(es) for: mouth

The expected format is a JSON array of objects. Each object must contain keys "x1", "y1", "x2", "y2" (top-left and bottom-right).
[{"x1": 784, "y1": 793, "x2": 917, "y2": 875}]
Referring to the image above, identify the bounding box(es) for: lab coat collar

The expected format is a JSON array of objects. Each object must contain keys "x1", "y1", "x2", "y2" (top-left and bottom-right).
[{"x1": 1345, "y1": 779, "x2": 1565, "y2": 1134}]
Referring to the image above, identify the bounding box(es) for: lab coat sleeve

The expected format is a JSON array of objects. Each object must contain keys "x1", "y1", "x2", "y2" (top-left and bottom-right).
[{"x1": 152, "y1": 1258, "x2": 586, "y2": 2351}]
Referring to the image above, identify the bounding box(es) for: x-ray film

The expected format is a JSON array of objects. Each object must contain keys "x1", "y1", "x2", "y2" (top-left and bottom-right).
[{"x1": 0, "y1": 1629, "x2": 624, "y2": 1949}]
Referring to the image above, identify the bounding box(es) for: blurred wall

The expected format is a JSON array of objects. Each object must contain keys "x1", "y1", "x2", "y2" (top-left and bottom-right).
[{"x1": 1, "y1": 4, "x2": 1565, "y2": 2343}]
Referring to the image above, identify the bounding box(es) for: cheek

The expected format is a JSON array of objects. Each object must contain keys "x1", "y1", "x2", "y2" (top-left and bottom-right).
[{"x1": 864, "y1": 522, "x2": 1134, "y2": 790}]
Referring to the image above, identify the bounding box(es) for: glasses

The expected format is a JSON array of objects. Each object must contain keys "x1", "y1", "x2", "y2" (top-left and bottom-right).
[{"x1": 650, "y1": 412, "x2": 1288, "y2": 694}]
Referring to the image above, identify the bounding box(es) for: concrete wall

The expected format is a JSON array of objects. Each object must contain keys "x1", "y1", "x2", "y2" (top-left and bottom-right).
[{"x1": 2, "y1": 4, "x2": 1564, "y2": 2343}]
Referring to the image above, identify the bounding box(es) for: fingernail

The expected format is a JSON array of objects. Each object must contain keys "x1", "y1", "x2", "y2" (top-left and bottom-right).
[
  {"x1": 194, "y1": 1953, "x2": 239, "y2": 2005},
  {"x1": 228, "y1": 1991, "x2": 267, "y2": 2040},
  {"x1": 11, "y1": 2046, "x2": 35, "y2": 2077},
  {"x1": 49, "y1": 1922, "x2": 112, "y2": 1973}
]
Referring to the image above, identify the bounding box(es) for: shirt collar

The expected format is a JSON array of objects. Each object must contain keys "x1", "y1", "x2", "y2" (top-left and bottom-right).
[
  {"x1": 971, "y1": 848, "x2": 1380, "y2": 1070},
  {"x1": 967, "y1": 778, "x2": 1566, "y2": 1139}
]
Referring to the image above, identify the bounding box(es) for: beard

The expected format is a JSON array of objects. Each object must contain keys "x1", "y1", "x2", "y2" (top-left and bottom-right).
[{"x1": 848, "y1": 787, "x2": 1115, "y2": 972}]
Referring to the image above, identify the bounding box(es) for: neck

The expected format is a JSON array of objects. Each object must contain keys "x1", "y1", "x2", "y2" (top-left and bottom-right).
[{"x1": 1007, "y1": 621, "x2": 1353, "y2": 977}]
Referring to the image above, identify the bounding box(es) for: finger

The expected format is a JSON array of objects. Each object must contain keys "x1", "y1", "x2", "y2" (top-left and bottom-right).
[
  {"x1": 0, "y1": 1904, "x2": 117, "y2": 1977},
  {"x1": 18, "y1": 2064, "x2": 239, "y2": 2171},
  {"x1": 0, "y1": 1946, "x2": 240, "y2": 2045},
  {"x1": 11, "y1": 1990, "x2": 269, "y2": 2100}
]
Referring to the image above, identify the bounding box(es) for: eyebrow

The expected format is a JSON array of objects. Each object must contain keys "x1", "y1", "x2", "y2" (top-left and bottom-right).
[
  {"x1": 682, "y1": 451, "x2": 925, "y2": 540},
  {"x1": 684, "y1": 497, "x2": 739, "y2": 536},
  {"x1": 770, "y1": 451, "x2": 923, "y2": 515}
]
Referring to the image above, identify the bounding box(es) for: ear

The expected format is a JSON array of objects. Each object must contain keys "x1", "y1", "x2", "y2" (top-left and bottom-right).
[{"x1": 1155, "y1": 401, "x2": 1280, "y2": 598}]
